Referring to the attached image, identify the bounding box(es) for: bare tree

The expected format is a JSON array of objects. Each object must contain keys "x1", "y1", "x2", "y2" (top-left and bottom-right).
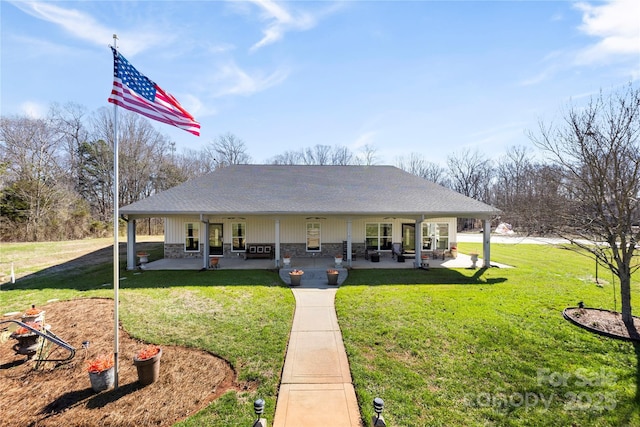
[
  {"x1": 210, "y1": 132, "x2": 252, "y2": 168},
  {"x1": 269, "y1": 145, "x2": 357, "y2": 165},
  {"x1": 529, "y1": 84, "x2": 640, "y2": 324},
  {"x1": 269, "y1": 150, "x2": 305, "y2": 165},
  {"x1": 331, "y1": 146, "x2": 354, "y2": 165},
  {"x1": 446, "y1": 148, "x2": 494, "y2": 203},
  {"x1": 88, "y1": 109, "x2": 176, "y2": 215},
  {"x1": 356, "y1": 144, "x2": 379, "y2": 166},
  {"x1": 0, "y1": 115, "x2": 67, "y2": 240},
  {"x1": 49, "y1": 102, "x2": 89, "y2": 191},
  {"x1": 493, "y1": 146, "x2": 535, "y2": 228},
  {"x1": 396, "y1": 152, "x2": 448, "y2": 185},
  {"x1": 304, "y1": 145, "x2": 332, "y2": 165}
]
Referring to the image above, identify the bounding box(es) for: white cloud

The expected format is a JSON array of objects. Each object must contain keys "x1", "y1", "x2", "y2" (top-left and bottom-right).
[
  {"x1": 210, "y1": 61, "x2": 290, "y2": 96},
  {"x1": 20, "y1": 101, "x2": 47, "y2": 119},
  {"x1": 247, "y1": 0, "x2": 315, "y2": 51},
  {"x1": 351, "y1": 131, "x2": 377, "y2": 149},
  {"x1": 8, "y1": 1, "x2": 169, "y2": 56},
  {"x1": 238, "y1": 0, "x2": 343, "y2": 52},
  {"x1": 574, "y1": 0, "x2": 640, "y2": 65},
  {"x1": 522, "y1": 0, "x2": 639, "y2": 85}
]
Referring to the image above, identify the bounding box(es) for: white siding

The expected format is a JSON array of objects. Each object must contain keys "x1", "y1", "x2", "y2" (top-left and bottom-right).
[{"x1": 163, "y1": 215, "x2": 457, "y2": 246}]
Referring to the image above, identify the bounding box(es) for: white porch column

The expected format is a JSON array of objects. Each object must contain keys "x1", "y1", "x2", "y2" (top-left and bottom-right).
[
  {"x1": 275, "y1": 219, "x2": 281, "y2": 268},
  {"x1": 126, "y1": 219, "x2": 136, "y2": 270},
  {"x1": 347, "y1": 220, "x2": 353, "y2": 267},
  {"x1": 483, "y1": 219, "x2": 491, "y2": 268},
  {"x1": 202, "y1": 219, "x2": 210, "y2": 269},
  {"x1": 414, "y1": 218, "x2": 423, "y2": 268}
]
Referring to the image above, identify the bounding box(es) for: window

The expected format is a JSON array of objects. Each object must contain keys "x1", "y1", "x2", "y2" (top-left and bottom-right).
[
  {"x1": 209, "y1": 223, "x2": 223, "y2": 255},
  {"x1": 184, "y1": 222, "x2": 200, "y2": 252},
  {"x1": 422, "y1": 223, "x2": 450, "y2": 250},
  {"x1": 231, "y1": 223, "x2": 246, "y2": 252},
  {"x1": 365, "y1": 223, "x2": 393, "y2": 251},
  {"x1": 306, "y1": 222, "x2": 321, "y2": 252},
  {"x1": 436, "y1": 223, "x2": 449, "y2": 250}
]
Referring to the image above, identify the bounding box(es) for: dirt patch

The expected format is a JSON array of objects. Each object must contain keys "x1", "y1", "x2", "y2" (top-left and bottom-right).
[
  {"x1": 1, "y1": 298, "x2": 245, "y2": 427},
  {"x1": 564, "y1": 307, "x2": 640, "y2": 341}
]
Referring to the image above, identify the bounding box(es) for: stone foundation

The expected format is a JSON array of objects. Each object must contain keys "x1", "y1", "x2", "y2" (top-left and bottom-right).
[{"x1": 164, "y1": 242, "x2": 367, "y2": 260}]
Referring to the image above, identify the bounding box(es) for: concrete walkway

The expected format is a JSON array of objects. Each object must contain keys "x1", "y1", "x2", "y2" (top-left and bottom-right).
[{"x1": 273, "y1": 268, "x2": 362, "y2": 427}]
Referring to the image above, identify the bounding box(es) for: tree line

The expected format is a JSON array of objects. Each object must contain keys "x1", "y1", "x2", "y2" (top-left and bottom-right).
[{"x1": 1, "y1": 87, "x2": 638, "y2": 246}]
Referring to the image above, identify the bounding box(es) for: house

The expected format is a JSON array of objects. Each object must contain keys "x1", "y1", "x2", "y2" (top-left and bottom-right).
[{"x1": 119, "y1": 165, "x2": 500, "y2": 269}]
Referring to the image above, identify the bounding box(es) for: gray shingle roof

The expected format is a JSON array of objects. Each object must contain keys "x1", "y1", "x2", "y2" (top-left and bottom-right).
[{"x1": 120, "y1": 165, "x2": 499, "y2": 218}]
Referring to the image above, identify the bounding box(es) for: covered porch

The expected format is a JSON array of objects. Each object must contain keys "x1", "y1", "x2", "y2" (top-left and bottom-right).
[
  {"x1": 125, "y1": 217, "x2": 496, "y2": 271},
  {"x1": 137, "y1": 249, "x2": 506, "y2": 271}
]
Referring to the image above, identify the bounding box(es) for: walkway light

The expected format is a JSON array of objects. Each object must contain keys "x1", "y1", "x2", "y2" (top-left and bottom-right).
[
  {"x1": 254, "y1": 398, "x2": 265, "y2": 417},
  {"x1": 253, "y1": 398, "x2": 266, "y2": 427},
  {"x1": 373, "y1": 397, "x2": 384, "y2": 417},
  {"x1": 372, "y1": 397, "x2": 386, "y2": 426}
]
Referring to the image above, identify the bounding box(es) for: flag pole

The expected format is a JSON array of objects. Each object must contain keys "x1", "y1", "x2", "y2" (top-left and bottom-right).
[{"x1": 112, "y1": 33, "x2": 120, "y2": 389}]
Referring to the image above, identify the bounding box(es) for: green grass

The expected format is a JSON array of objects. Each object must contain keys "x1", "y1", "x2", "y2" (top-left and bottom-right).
[
  {"x1": 3, "y1": 240, "x2": 640, "y2": 425},
  {"x1": 1, "y1": 246, "x2": 294, "y2": 426},
  {"x1": 337, "y1": 244, "x2": 640, "y2": 426}
]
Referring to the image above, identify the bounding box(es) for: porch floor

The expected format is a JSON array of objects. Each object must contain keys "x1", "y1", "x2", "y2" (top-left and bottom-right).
[{"x1": 139, "y1": 252, "x2": 510, "y2": 271}]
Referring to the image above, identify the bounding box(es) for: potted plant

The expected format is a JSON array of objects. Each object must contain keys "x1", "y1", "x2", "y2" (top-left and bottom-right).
[
  {"x1": 470, "y1": 252, "x2": 479, "y2": 268},
  {"x1": 136, "y1": 252, "x2": 149, "y2": 264},
  {"x1": 22, "y1": 305, "x2": 45, "y2": 324},
  {"x1": 450, "y1": 246, "x2": 458, "y2": 258},
  {"x1": 86, "y1": 354, "x2": 115, "y2": 392},
  {"x1": 326, "y1": 269, "x2": 339, "y2": 285},
  {"x1": 133, "y1": 345, "x2": 162, "y2": 386},
  {"x1": 334, "y1": 254, "x2": 343, "y2": 266},
  {"x1": 209, "y1": 257, "x2": 220, "y2": 268},
  {"x1": 288, "y1": 269, "x2": 304, "y2": 286},
  {"x1": 11, "y1": 321, "x2": 42, "y2": 356},
  {"x1": 282, "y1": 254, "x2": 291, "y2": 267}
]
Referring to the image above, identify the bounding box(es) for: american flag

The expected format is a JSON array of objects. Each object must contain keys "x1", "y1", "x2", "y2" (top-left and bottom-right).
[{"x1": 108, "y1": 47, "x2": 200, "y2": 136}]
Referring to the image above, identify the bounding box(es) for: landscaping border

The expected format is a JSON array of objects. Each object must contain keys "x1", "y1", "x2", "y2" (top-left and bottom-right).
[{"x1": 562, "y1": 307, "x2": 640, "y2": 342}]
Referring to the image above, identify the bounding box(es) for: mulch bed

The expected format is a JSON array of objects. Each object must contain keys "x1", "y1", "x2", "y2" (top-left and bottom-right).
[
  {"x1": 563, "y1": 307, "x2": 640, "y2": 341},
  {"x1": 0, "y1": 298, "x2": 244, "y2": 427}
]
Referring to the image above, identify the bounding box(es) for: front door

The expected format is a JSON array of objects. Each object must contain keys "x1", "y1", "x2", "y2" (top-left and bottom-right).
[
  {"x1": 401, "y1": 223, "x2": 415, "y2": 252},
  {"x1": 209, "y1": 223, "x2": 224, "y2": 256}
]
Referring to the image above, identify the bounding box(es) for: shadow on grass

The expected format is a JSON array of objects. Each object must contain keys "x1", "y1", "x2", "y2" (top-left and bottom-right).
[
  {"x1": 5, "y1": 243, "x2": 504, "y2": 291},
  {"x1": 345, "y1": 267, "x2": 507, "y2": 286},
  {"x1": 3, "y1": 242, "x2": 160, "y2": 291},
  {"x1": 3, "y1": 242, "x2": 282, "y2": 291}
]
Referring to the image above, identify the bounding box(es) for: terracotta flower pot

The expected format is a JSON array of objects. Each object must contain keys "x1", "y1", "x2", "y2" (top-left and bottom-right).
[
  {"x1": 289, "y1": 271, "x2": 303, "y2": 286},
  {"x1": 327, "y1": 272, "x2": 339, "y2": 286},
  {"x1": 133, "y1": 348, "x2": 162, "y2": 386}
]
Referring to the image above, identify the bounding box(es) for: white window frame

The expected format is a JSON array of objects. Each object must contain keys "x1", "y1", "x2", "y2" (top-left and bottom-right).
[
  {"x1": 184, "y1": 222, "x2": 200, "y2": 252},
  {"x1": 422, "y1": 222, "x2": 450, "y2": 250},
  {"x1": 365, "y1": 222, "x2": 393, "y2": 251},
  {"x1": 231, "y1": 222, "x2": 246, "y2": 252},
  {"x1": 306, "y1": 222, "x2": 321, "y2": 252}
]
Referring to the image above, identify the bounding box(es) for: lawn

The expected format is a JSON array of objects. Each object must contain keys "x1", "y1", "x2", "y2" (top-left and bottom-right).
[
  {"x1": 337, "y1": 243, "x2": 640, "y2": 426},
  {"x1": 2, "y1": 239, "x2": 639, "y2": 426},
  {"x1": 1, "y1": 242, "x2": 295, "y2": 426}
]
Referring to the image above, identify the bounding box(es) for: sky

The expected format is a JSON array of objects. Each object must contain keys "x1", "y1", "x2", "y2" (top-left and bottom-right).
[{"x1": 1, "y1": 0, "x2": 639, "y2": 165}]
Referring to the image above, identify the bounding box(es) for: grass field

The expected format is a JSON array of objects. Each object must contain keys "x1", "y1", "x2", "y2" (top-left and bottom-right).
[
  {"x1": 2, "y1": 239, "x2": 639, "y2": 426},
  {"x1": 1, "y1": 241, "x2": 295, "y2": 425},
  {"x1": 338, "y1": 242, "x2": 640, "y2": 426}
]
